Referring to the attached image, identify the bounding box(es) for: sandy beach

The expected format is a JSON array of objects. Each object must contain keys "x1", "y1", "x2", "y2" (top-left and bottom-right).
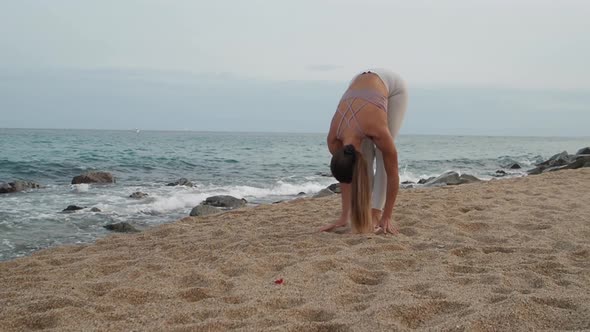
[{"x1": 1, "y1": 169, "x2": 589, "y2": 331}]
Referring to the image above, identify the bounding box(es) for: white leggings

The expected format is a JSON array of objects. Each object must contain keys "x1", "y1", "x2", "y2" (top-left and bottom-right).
[{"x1": 357, "y1": 70, "x2": 408, "y2": 210}]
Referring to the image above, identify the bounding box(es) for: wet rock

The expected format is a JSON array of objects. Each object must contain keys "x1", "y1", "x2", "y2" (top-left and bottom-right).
[
  {"x1": 495, "y1": 170, "x2": 507, "y2": 177},
  {"x1": 459, "y1": 174, "x2": 481, "y2": 184},
  {"x1": 536, "y1": 151, "x2": 572, "y2": 168},
  {"x1": 424, "y1": 171, "x2": 481, "y2": 186},
  {"x1": 72, "y1": 172, "x2": 115, "y2": 184},
  {"x1": 63, "y1": 205, "x2": 85, "y2": 212},
  {"x1": 90, "y1": 207, "x2": 102, "y2": 212},
  {"x1": 576, "y1": 147, "x2": 590, "y2": 155},
  {"x1": 547, "y1": 155, "x2": 590, "y2": 172},
  {"x1": 508, "y1": 163, "x2": 521, "y2": 169},
  {"x1": 203, "y1": 195, "x2": 246, "y2": 209},
  {"x1": 327, "y1": 183, "x2": 341, "y2": 193},
  {"x1": 297, "y1": 192, "x2": 306, "y2": 196},
  {"x1": 0, "y1": 181, "x2": 41, "y2": 194},
  {"x1": 190, "y1": 204, "x2": 220, "y2": 217},
  {"x1": 418, "y1": 177, "x2": 435, "y2": 185},
  {"x1": 167, "y1": 178, "x2": 194, "y2": 187},
  {"x1": 313, "y1": 188, "x2": 335, "y2": 198},
  {"x1": 103, "y1": 222, "x2": 139, "y2": 233},
  {"x1": 129, "y1": 191, "x2": 149, "y2": 199},
  {"x1": 529, "y1": 149, "x2": 590, "y2": 175}
]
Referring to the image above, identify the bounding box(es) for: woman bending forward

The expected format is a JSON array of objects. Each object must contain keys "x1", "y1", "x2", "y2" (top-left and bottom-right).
[{"x1": 321, "y1": 69, "x2": 408, "y2": 234}]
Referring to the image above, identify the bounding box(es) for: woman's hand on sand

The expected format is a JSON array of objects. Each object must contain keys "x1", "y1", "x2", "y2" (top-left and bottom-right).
[{"x1": 376, "y1": 216, "x2": 398, "y2": 235}]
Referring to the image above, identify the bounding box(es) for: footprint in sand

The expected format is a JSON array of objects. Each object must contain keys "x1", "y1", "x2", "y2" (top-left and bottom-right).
[
  {"x1": 346, "y1": 267, "x2": 388, "y2": 286},
  {"x1": 287, "y1": 322, "x2": 352, "y2": 332},
  {"x1": 514, "y1": 223, "x2": 552, "y2": 231},
  {"x1": 449, "y1": 264, "x2": 487, "y2": 274},
  {"x1": 222, "y1": 295, "x2": 247, "y2": 305},
  {"x1": 344, "y1": 238, "x2": 365, "y2": 246},
  {"x1": 83, "y1": 281, "x2": 118, "y2": 297},
  {"x1": 384, "y1": 258, "x2": 418, "y2": 272},
  {"x1": 532, "y1": 297, "x2": 578, "y2": 310},
  {"x1": 264, "y1": 297, "x2": 305, "y2": 310},
  {"x1": 458, "y1": 205, "x2": 485, "y2": 213},
  {"x1": 399, "y1": 227, "x2": 418, "y2": 236},
  {"x1": 335, "y1": 293, "x2": 376, "y2": 306},
  {"x1": 177, "y1": 271, "x2": 209, "y2": 288},
  {"x1": 312, "y1": 259, "x2": 339, "y2": 274},
  {"x1": 487, "y1": 295, "x2": 508, "y2": 304},
  {"x1": 375, "y1": 300, "x2": 469, "y2": 329},
  {"x1": 482, "y1": 246, "x2": 515, "y2": 254},
  {"x1": 406, "y1": 283, "x2": 447, "y2": 300},
  {"x1": 456, "y1": 222, "x2": 490, "y2": 233},
  {"x1": 292, "y1": 308, "x2": 336, "y2": 322},
  {"x1": 26, "y1": 296, "x2": 79, "y2": 313},
  {"x1": 224, "y1": 306, "x2": 259, "y2": 320},
  {"x1": 11, "y1": 312, "x2": 59, "y2": 330},
  {"x1": 178, "y1": 287, "x2": 210, "y2": 303},
  {"x1": 108, "y1": 287, "x2": 166, "y2": 305}
]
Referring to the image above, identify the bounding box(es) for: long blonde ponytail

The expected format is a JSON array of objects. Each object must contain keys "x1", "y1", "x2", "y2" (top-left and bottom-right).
[{"x1": 350, "y1": 152, "x2": 373, "y2": 233}]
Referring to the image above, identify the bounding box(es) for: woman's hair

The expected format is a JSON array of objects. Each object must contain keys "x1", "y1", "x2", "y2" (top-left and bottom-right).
[{"x1": 330, "y1": 145, "x2": 373, "y2": 233}]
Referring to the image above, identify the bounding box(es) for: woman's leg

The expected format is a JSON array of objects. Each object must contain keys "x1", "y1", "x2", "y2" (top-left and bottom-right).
[{"x1": 372, "y1": 84, "x2": 408, "y2": 211}]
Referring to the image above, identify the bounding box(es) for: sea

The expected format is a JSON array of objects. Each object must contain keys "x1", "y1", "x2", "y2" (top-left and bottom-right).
[{"x1": 0, "y1": 128, "x2": 588, "y2": 261}]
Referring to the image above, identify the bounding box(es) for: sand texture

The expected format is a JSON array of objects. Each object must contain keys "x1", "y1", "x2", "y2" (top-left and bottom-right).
[{"x1": 1, "y1": 169, "x2": 589, "y2": 331}]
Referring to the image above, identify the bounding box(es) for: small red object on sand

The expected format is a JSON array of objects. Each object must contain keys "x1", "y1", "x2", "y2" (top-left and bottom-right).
[{"x1": 274, "y1": 278, "x2": 284, "y2": 285}]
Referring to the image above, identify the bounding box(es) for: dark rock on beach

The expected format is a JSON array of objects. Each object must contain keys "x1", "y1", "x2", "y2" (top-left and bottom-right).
[
  {"x1": 313, "y1": 188, "x2": 335, "y2": 198},
  {"x1": 190, "y1": 195, "x2": 246, "y2": 217},
  {"x1": 423, "y1": 171, "x2": 481, "y2": 187},
  {"x1": 528, "y1": 148, "x2": 590, "y2": 175},
  {"x1": 71, "y1": 172, "x2": 115, "y2": 184},
  {"x1": 90, "y1": 207, "x2": 102, "y2": 212},
  {"x1": 62, "y1": 205, "x2": 85, "y2": 212},
  {"x1": 129, "y1": 191, "x2": 149, "y2": 199},
  {"x1": 327, "y1": 183, "x2": 341, "y2": 194},
  {"x1": 0, "y1": 181, "x2": 41, "y2": 194},
  {"x1": 547, "y1": 155, "x2": 590, "y2": 172},
  {"x1": 313, "y1": 183, "x2": 343, "y2": 198},
  {"x1": 418, "y1": 177, "x2": 435, "y2": 185},
  {"x1": 297, "y1": 192, "x2": 306, "y2": 196},
  {"x1": 508, "y1": 163, "x2": 522, "y2": 169},
  {"x1": 536, "y1": 151, "x2": 571, "y2": 168},
  {"x1": 190, "y1": 204, "x2": 220, "y2": 217},
  {"x1": 495, "y1": 170, "x2": 507, "y2": 177},
  {"x1": 167, "y1": 178, "x2": 194, "y2": 187},
  {"x1": 103, "y1": 222, "x2": 140, "y2": 233},
  {"x1": 203, "y1": 195, "x2": 247, "y2": 209}
]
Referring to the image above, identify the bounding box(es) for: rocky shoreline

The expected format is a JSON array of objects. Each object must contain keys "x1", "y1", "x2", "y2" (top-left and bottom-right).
[{"x1": 2, "y1": 146, "x2": 589, "y2": 234}]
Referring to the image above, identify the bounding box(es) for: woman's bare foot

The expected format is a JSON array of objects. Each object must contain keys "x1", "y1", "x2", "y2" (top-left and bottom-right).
[
  {"x1": 372, "y1": 209, "x2": 383, "y2": 229},
  {"x1": 319, "y1": 221, "x2": 347, "y2": 232}
]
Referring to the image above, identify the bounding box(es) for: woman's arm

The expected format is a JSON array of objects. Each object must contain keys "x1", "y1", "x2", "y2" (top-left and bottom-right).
[{"x1": 371, "y1": 126, "x2": 400, "y2": 233}]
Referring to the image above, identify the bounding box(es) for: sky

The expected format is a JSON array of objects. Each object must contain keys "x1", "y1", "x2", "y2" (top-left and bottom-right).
[{"x1": 1, "y1": 0, "x2": 589, "y2": 135}]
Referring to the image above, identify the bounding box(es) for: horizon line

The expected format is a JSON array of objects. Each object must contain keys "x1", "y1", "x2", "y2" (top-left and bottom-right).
[{"x1": 1, "y1": 127, "x2": 589, "y2": 139}]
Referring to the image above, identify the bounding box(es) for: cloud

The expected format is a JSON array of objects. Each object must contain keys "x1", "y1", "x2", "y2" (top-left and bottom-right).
[{"x1": 306, "y1": 64, "x2": 343, "y2": 72}]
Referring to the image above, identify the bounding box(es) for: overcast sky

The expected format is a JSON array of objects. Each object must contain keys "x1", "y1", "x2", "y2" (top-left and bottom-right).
[{"x1": 1, "y1": 0, "x2": 589, "y2": 135}]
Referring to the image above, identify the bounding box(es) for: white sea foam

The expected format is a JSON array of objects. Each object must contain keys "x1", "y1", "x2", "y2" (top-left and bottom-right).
[
  {"x1": 70, "y1": 183, "x2": 90, "y2": 193},
  {"x1": 2, "y1": 239, "x2": 15, "y2": 250}
]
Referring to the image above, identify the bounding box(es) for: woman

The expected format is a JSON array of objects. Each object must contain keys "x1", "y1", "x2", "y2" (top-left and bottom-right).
[{"x1": 321, "y1": 69, "x2": 408, "y2": 234}]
